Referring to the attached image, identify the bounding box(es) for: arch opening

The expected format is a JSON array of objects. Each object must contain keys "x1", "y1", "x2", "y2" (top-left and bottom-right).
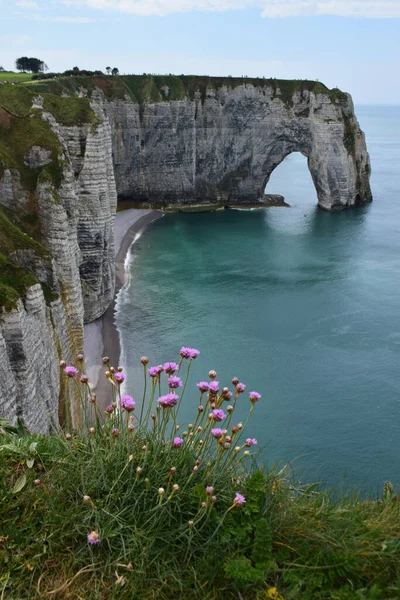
[{"x1": 264, "y1": 152, "x2": 319, "y2": 210}]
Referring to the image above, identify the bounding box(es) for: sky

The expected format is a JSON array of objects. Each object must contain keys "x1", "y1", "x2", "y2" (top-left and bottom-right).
[{"x1": 1, "y1": 0, "x2": 400, "y2": 103}]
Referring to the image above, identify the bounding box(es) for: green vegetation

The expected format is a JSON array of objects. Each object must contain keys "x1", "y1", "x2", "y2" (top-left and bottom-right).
[
  {"x1": 0, "y1": 254, "x2": 38, "y2": 311},
  {"x1": 0, "y1": 82, "x2": 97, "y2": 311},
  {"x1": 41, "y1": 93, "x2": 99, "y2": 127},
  {"x1": 15, "y1": 57, "x2": 47, "y2": 74},
  {"x1": 117, "y1": 75, "x2": 346, "y2": 107},
  {"x1": 0, "y1": 205, "x2": 50, "y2": 311},
  {"x1": 26, "y1": 75, "x2": 128, "y2": 101},
  {"x1": 22, "y1": 74, "x2": 348, "y2": 108},
  {"x1": 1, "y1": 355, "x2": 400, "y2": 600},
  {"x1": 0, "y1": 71, "x2": 33, "y2": 83},
  {"x1": 0, "y1": 84, "x2": 97, "y2": 195}
]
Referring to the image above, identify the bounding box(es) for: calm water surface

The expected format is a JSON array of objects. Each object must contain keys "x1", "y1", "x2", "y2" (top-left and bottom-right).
[{"x1": 116, "y1": 106, "x2": 400, "y2": 495}]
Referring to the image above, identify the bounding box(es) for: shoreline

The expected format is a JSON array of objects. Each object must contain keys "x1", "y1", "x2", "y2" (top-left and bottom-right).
[{"x1": 84, "y1": 209, "x2": 164, "y2": 406}]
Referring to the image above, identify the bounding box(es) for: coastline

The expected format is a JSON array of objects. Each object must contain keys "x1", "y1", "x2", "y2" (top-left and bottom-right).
[{"x1": 84, "y1": 209, "x2": 164, "y2": 406}]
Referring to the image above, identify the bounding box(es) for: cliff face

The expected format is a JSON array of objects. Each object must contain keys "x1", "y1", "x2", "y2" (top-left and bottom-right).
[
  {"x1": 0, "y1": 87, "x2": 116, "y2": 432},
  {"x1": 101, "y1": 78, "x2": 371, "y2": 211},
  {"x1": 0, "y1": 76, "x2": 372, "y2": 433}
]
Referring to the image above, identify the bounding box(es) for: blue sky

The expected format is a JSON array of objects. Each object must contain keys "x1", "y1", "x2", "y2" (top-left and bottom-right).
[{"x1": 1, "y1": 0, "x2": 400, "y2": 103}]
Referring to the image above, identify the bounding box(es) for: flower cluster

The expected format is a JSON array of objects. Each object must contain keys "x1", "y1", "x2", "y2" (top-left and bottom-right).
[
  {"x1": 180, "y1": 347, "x2": 200, "y2": 359},
  {"x1": 158, "y1": 393, "x2": 179, "y2": 408},
  {"x1": 59, "y1": 346, "x2": 261, "y2": 550},
  {"x1": 164, "y1": 362, "x2": 179, "y2": 374},
  {"x1": 121, "y1": 395, "x2": 136, "y2": 412},
  {"x1": 148, "y1": 365, "x2": 163, "y2": 377},
  {"x1": 168, "y1": 376, "x2": 183, "y2": 389}
]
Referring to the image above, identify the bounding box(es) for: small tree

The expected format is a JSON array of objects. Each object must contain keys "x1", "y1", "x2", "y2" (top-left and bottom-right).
[
  {"x1": 106, "y1": 66, "x2": 111, "y2": 75},
  {"x1": 111, "y1": 67, "x2": 119, "y2": 76},
  {"x1": 15, "y1": 57, "x2": 47, "y2": 73},
  {"x1": 15, "y1": 56, "x2": 30, "y2": 72},
  {"x1": 28, "y1": 58, "x2": 47, "y2": 74},
  {"x1": 0, "y1": 66, "x2": 5, "y2": 72}
]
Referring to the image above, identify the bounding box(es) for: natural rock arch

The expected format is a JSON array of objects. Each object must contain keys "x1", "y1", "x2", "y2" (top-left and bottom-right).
[{"x1": 107, "y1": 80, "x2": 372, "y2": 211}]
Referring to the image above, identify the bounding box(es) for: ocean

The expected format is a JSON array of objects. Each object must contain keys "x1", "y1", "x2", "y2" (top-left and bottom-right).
[{"x1": 116, "y1": 105, "x2": 400, "y2": 495}]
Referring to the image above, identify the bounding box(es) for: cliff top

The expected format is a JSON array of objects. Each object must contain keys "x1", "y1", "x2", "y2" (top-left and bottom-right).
[{"x1": 23, "y1": 74, "x2": 348, "y2": 106}]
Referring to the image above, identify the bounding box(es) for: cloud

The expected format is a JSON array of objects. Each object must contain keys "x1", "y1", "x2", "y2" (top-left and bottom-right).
[
  {"x1": 15, "y1": 10, "x2": 101, "y2": 21},
  {"x1": 57, "y1": 0, "x2": 400, "y2": 18},
  {"x1": 260, "y1": 1, "x2": 400, "y2": 18},
  {"x1": 16, "y1": 0, "x2": 41, "y2": 8}
]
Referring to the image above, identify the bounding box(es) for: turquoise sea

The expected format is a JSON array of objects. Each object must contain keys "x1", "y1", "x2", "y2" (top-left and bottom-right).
[{"x1": 117, "y1": 106, "x2": 400, "y2": 495}]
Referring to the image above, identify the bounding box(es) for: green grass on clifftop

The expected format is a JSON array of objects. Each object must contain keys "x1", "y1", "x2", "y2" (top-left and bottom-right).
[
  {"x1": 24, "y1": 74, "x2": 349, "y2": 108},
  {"x1": 0, "y1": 71, "x2": 33, "y2": 82},
  {"x1": 1, "y1": 421, "x2": 400, "y2": 599}
]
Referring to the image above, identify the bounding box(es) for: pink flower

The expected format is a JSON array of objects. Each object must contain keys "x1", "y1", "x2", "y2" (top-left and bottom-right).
[
  {"x1": 180, "y1": 347, "x2": 200, "y2": 359},
  {"x1": 233, "y1": 493, "x2": 246, "y2": 506},
  {"x1": 209, "y1": 381, "x2": 219, "y2": 394},
  {"x1": 64, "y1": 366, "x2": 78, "y2": 377},
  {"x1": 164, "y1": 362, "x2": 179, "y2": 374},
  {"x1": 180, "y1": 347, "x2": 192, "y2": 359},
  {"x1": 173, "y1": 437, "x2": 184, "y2": 447},
  {"x1": 105, "y1": 405, "x2": 113, "y2": 414},
  {"x1": 211, "y1": 428, "x2": 224, "y2": 439},
  {"x1": 197, "y1": 381, "x2": 209, "y2": 393},
  {"x1": 206, "y1": 486, "x2": 214, "y2": 496},
  {"x1": 148, "y1": 365, "x2": 163, "y2": 377},
  {"x1": 249, "y1": 391, "x2": 261, "y2": 403},
  {"x1": 112, "y1": 428, "x2": 120, "y2": 437},
  {"x1": 121, "y1": 395, "x2": 136, "y2": 412},
  {"x1": 245, "y1": 438, "x2": 258, "y2": 447},
  {"x1": 168, "y1": 376, "x2": 183, "y2": 389},
  {"x1": 157, "y1": 393, "x2": 179, "y2": 408},
  {"x1": 114, "y1": 372, "x2": 126, "y2": 384},
  {"x1": 212, "y1": 409, "x2": 225, "y2": 422},
  {"x1": 87, "y1": 531, "x2": 100, "y2": 545},
  {"x1": 236, "y1": 383, "x2": 246, "y2": 393}
]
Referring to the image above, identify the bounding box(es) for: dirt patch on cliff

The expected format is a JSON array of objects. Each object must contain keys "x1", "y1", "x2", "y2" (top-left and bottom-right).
[{"x1": 0, "y1": 107, "x2": 12, "y2": 128}]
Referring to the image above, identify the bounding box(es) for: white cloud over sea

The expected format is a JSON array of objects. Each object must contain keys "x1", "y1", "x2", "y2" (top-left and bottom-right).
[{"x1": 56, "y1": 0, "x2": 400, "y2": 18}]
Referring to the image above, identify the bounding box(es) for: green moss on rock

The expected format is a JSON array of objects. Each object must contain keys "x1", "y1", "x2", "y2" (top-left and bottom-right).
[
  {"x1": 0, "y1": 205, "x2": 50, "y2": 311},
  {"x1": 0, "y1": 253, "x2": 38, "y2": 312},
  {"x1": 42, "y1": 94, "x2": 98, "y2": 127}
]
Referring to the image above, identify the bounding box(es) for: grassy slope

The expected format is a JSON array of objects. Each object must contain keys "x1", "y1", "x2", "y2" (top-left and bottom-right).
[
  {"x1": 0, "y1": 71, "x2": 33, "y2": 82},
  {"x1": 0, "y1": 424, "x2": 399, "y2": 600}
]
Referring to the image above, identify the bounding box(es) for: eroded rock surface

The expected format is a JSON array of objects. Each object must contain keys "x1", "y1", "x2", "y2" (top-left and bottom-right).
[
  {"x1": 0, "y1": 94, "x2": 116, "y2": 432},
  {"x1": 102, "y1": 83, "x2": 371, "y2": 211}
]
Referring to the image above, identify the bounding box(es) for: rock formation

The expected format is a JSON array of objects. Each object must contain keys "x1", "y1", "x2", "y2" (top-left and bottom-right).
[
  {"x1": 0, "y1": 86, "x2": 116, "y2": 432},
  {"x1": 0, "y1": 76, "x2": 372, "y2": 432},
  {"x1": 101, "y1": 77, "x2": 371, "y2": 211}
]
